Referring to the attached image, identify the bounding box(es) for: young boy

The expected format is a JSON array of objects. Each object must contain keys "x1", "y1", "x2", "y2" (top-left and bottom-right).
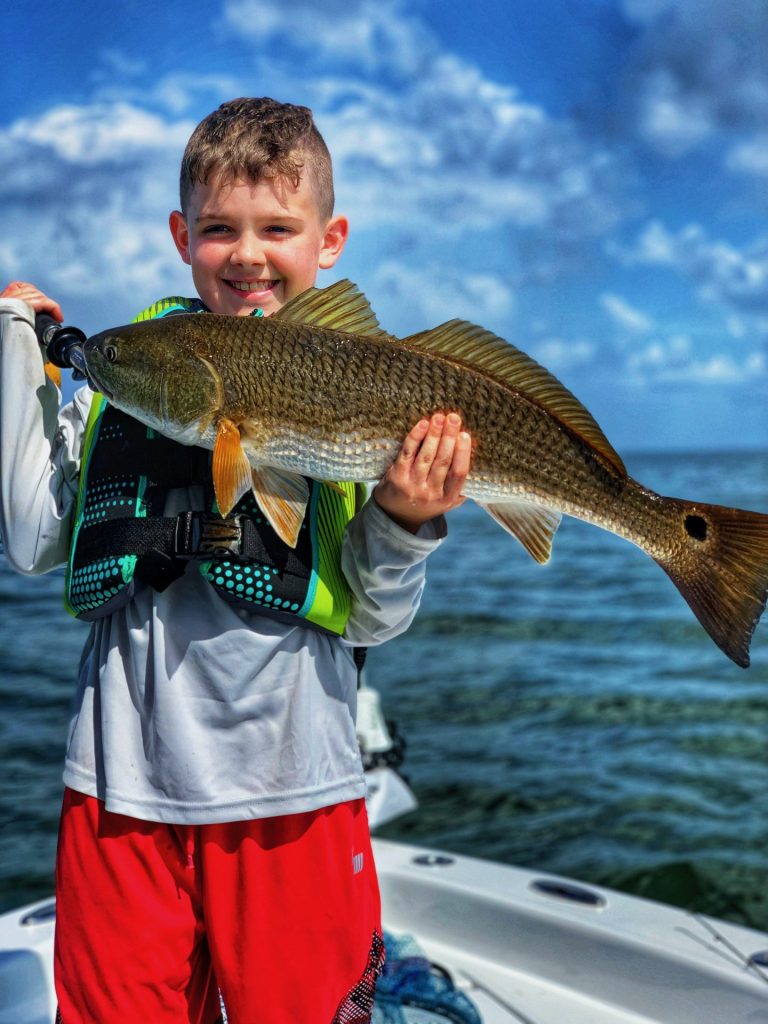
[{"x1": 0, "y1": 98, "x2": 470, "y2": 1023}]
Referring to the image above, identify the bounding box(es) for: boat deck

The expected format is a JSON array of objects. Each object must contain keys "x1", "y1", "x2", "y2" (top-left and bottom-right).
[{"x1": 373, "y1": 839, "x2": 768, "y2": 1024}]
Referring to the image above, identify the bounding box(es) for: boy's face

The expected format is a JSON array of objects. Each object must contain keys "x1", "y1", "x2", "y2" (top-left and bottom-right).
[{"x1": 169, "y1": 171, "x2": 348, "y2": 317}]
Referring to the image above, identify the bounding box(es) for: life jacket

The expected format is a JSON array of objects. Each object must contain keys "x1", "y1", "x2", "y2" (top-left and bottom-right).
[{"x1": 64, "y1": 297, "x2": 365, "y2": 635}]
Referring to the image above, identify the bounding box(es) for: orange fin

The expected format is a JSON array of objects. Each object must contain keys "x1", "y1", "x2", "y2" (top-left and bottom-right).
[
  {"x1": 251, "y1": 467, "x2": 310, "y2": 548},
  {"x1": 212, "y1": 418, "x2": 252, "y2": 517},
  {"x1": 44, "y1": 362, "x2": 62, "y2": 388},
  {"x1": 480, "y1": 500, "x2": 562, "y2": 564}
]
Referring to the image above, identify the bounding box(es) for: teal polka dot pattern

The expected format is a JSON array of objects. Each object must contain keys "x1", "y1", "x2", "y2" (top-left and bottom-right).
[
  {"x1": 69, "y1": 555, "x2": 136, "y2": 613},
  {"x1": 83, "y1": 476, "x2": 138, "y2": 525},
  {"x1": 69, "y1": 414, "x2": 146, "y2": 614},
  {"x1": 202, "y1": 559, "x2": 300, "y2": 611}
]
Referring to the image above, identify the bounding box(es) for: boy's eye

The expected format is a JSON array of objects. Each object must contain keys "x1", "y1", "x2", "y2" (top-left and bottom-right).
[
  {"x1": 202, "y1": 224, "x2": 230, "y2": 235},
  {"x1": 266, "y1": 226, "x2": 292, "y2": 235}
]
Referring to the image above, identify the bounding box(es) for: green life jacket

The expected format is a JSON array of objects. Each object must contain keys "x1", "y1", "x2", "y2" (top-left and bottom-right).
[{"x1": 65, "y1": 297, "x2": 365, "y2": 635}]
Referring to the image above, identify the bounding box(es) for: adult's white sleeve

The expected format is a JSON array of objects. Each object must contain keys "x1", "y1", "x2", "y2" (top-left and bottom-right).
[
  {"x1": 0, "y1": 299, "x2": 87, "y2": 574},
  {"x1": 341, "y1": 496, "x2": 446, "y2": 646}
]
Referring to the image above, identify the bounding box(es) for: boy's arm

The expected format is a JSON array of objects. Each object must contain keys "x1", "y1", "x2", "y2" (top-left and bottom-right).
[
  {"x1": 0, "y1": 288, "x2": 85, "y2": 574},
  {"x1": 341, "y1": 413, "x2": 471, "y2": 646}
]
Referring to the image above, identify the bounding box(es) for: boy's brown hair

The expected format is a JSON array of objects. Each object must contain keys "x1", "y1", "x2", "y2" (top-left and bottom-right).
[{"x1": 179, "y1": 97, "x2": 335, "y2": 220}]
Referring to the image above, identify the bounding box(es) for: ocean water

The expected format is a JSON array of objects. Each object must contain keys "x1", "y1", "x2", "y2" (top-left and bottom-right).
[{"x1": 1, "y1": 451, "x2": 767, "y2": 931}]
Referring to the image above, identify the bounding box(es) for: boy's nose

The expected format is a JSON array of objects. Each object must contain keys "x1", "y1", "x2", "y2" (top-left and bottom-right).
[{"x1": 230, "y1": 234, "x2": 265, "y2": 267}]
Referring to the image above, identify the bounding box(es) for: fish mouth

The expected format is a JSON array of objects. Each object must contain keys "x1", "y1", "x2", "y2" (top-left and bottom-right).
[{"x1": 82, "y1": 338, "x2": 113, "y2": 399}]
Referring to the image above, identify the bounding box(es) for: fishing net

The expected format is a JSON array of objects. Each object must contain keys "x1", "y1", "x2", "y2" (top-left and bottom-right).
[{"x1": 372, "y1": 932, "x2": 483, "y2": 1024}]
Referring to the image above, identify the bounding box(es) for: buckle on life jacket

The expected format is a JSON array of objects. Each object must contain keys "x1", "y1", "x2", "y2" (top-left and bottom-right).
[{"x1": 175, "y1": 511, "x2": 244, "y2": 559}]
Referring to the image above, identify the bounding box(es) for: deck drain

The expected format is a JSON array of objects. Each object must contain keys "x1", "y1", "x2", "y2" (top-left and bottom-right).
[
  {"x1": 530, "y1": 879, "x2": 605, "y2": 908},
  {"x1": 412, "y1": 854, "x2": 455, "y2": 867},
  {"x1": 21, "y1": 901, "x2": 57, "y2": 926}
]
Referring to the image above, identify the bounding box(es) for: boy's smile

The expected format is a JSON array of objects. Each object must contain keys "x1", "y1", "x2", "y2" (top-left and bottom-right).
[{"x1": 169, "y1": 173, "x2": 347, "y2": 317}]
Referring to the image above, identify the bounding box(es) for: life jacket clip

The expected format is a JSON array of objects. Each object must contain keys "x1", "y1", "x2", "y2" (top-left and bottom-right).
[{"x1": 174, "y1": 511, "x2": 245, "y2": 559}]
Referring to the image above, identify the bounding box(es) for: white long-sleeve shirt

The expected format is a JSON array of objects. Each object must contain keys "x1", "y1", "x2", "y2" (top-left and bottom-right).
[{"x1": 0, "y1": 298, "x2": 444, "y2": 824}]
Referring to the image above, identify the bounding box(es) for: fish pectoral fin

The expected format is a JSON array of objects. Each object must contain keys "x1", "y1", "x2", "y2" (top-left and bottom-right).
[
  {"x1": 480, "y1": 500, "x2": 562, "y2": 564},
  {"x1": 213, "y1": 418, "x2": 252, "y2": 517},
  {"x1": 251, "y1": 467, "x2": 310, "y2": 549}
]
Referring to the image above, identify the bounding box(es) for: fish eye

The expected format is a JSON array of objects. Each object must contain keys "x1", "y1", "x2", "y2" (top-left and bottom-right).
[{"x1": 103, "y1": 344, "x2": 118, "y2": 363}]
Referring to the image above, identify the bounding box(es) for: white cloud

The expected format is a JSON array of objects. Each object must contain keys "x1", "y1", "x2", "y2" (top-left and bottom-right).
[
  {"x1": 626, "y1": 333, "x2": 765, "y2": 385},
  {"x1": 532, "y1": 338, "x2": 596, "y2": 373},
  {"x1": 371, "y1": 262, "x2": 515, "y2": 332},
  {"x1": 0, "y1": 101, "x2": 195, "y2": 327},
  {"x1": 220, "y1": 0, "x2": 628, "y2": 241},
  {"x1": 0, "y1": 0, "x2": 635, "y2": 344},
  {"x1": 600, "y1": 292, "x2": 654, "y2": 334},
  {"x1": 223, "y1": 0, "x2": 435, "y2": 79},
  {"x1": 7, "y1": 103, "x2": 192, "y2": 164},
  {"x1": 614, "y1": 220, "x2": 768, "y2": 314},
  {"x1": 636, "y1": 70, "x2": 715, "y2": 157},
  {"x1": 92, "y1": 71, "x2": 241, "y2": 117},
  {"x1": 727, "y1": 135, "x2": 768, "y2": 178},
  {"x1": 620, "y1": 0, "x2": 768, "y2": 160},
  {"x1": 96, "y1": 49, "x2": 147, "y2": 79},
  {"x1": 321, "y1": 68, "x2": 624, "y2": 239},
  {"x1": 0, "y1": 0, "x2": 639, "y2": 341},
  {"x1": 679, "y1": 353, "x2": 764, "y2": 383}
]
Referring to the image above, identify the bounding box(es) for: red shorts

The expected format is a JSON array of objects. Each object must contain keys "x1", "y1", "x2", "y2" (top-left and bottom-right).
[{"x1": 54, "y1": 788, "x2": 383, "y2": 1024}]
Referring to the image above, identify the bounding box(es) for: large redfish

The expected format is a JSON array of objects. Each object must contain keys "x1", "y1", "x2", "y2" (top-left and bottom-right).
[{"x1": 83, "y1": 279, "x2": 768, "y2": 667}]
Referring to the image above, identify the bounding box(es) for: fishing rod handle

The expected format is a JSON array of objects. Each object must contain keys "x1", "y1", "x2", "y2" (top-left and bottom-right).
[
  {"x1": 34, "y1": 312, "x2": 61, "y2": 350},
  {"x1": 34, "y1": 314, "x2": 88, "y2": 369}
]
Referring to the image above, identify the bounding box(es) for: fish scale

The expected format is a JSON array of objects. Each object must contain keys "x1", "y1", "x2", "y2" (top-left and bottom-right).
[{"x1": 82, "y1": 278, "x2": 768, "y2": 667}]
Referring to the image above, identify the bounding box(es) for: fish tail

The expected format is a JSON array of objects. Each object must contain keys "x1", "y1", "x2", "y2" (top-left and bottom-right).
[{"x1": 655, "y1": 500, "x2": 768, "y2": 667}]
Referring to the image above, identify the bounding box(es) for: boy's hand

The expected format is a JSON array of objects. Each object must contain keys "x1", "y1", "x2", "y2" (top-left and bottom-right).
[
  {"x1": 1, "y1": 281, "x2": 64, "y2": 323},
  {"x1": 373, "y1": 413, "x2": 472, "y2": 533}
]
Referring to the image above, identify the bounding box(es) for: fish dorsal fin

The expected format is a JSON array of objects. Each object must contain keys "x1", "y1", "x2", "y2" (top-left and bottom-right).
[
  {"x1": 404, "y1": 320, "x2": 626, "y2": 476},
  {"x1": 273, "y1": 279, "x2": 390, "y2": 338}
]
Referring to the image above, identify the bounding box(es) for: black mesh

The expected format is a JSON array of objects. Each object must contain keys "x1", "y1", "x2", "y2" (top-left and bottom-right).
[{"x1": 332, "y1": 930, "x2": 386, "y2": 1023}]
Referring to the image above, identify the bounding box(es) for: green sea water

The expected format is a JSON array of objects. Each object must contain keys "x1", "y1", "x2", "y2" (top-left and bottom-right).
[{"x1": 1, "y1": 450, "x2": 767, "y2": 930}]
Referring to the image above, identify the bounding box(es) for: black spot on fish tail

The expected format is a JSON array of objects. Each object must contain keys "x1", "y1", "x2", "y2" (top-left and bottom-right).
[{"x1": 685, "y1": 514, "x2": 708, "y2": 542}]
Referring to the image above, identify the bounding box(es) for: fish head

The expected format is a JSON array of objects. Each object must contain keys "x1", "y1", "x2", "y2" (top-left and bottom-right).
[{"x1": 83, "y1": 320, "x2": 219, "y2": 441}]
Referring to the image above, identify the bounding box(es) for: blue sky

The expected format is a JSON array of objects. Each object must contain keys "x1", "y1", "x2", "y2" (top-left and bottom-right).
[{"x1": 3, "y1": 0, "x2": 768, "y2": 451}]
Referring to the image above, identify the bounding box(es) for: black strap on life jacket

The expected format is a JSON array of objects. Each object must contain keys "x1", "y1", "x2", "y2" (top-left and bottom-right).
[{"x1": 76, "y1": 511, "x2": 312, "y2": 576}]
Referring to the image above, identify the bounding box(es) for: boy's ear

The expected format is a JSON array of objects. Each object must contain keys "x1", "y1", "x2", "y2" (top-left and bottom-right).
[
  {"x1": 169, "y1": 210, "x2": 192, "y2": 266},
  {"x1": 318, "y1": 215, "x2": 349, "y2": 270}
]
